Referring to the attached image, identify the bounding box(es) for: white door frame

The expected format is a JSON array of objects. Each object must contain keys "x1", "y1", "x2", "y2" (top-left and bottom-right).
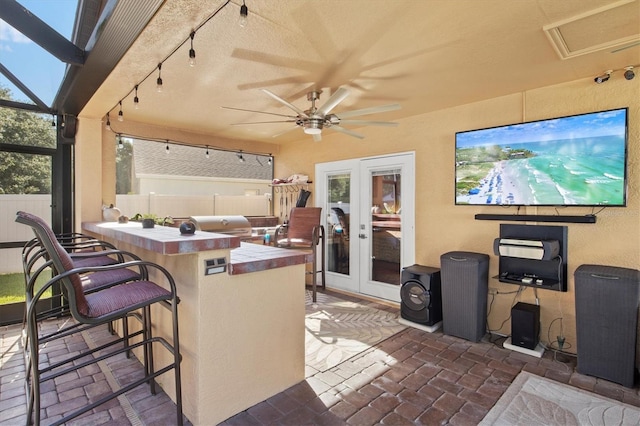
[{"x1": 316, "y1": 152, "x2": 415, "y2": 302}]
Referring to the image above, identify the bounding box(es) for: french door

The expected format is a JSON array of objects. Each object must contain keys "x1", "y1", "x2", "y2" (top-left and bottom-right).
[{"x1": 316, "y1": 152, "x2": 415, "y2": 302}]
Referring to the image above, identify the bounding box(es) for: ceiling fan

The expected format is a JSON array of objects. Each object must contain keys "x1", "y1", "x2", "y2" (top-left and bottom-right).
[{"x1": 222, "y1": 87, "x2": 400, "y2": 141}]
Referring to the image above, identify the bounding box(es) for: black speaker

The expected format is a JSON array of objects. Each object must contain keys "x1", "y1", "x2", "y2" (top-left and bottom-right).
[
  {"x1": 401, "y1": 265, "x2": 442, "y2": 326},
  {"x1": 575, "y1": 264, "x2": 639, "y2": 388},
  {"x1": 61, "y1": 114, "x2": 77, "y2": 139},
  {"x1": 511, "y1": 302, "x2": 539, "y2": 350}
]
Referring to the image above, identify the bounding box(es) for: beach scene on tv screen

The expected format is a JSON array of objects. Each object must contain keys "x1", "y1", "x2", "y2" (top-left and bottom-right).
[{"x1": 455, "y1": 109, "x2": 627, "y2": 206}]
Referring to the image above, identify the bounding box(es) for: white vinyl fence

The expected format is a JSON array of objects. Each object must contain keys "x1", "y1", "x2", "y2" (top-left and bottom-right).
[{"x1": 1, "y1": 193, "x2": 272, "y2": 273}]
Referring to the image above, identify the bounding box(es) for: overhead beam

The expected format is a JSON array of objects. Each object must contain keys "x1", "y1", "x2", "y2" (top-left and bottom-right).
[
  {"x1": 0, "y1": 0, "x2": 84, "y2": 66},
  {"x1": 54, "y1": 0, "x2": 164, "y2": 115},
  {"x1": 0, "y1": 98, "x2": 51, "y2": 114},
  {"x1": 0, "y1": 62, "x2": 51, "y2": 112}
]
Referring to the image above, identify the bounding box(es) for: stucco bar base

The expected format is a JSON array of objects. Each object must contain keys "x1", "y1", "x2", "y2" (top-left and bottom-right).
[{"x1": 83, "y1": 222, "x2": 306, "y2": 425}]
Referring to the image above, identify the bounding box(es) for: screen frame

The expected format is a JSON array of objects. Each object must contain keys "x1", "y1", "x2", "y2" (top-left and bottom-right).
[{"x1": 454, "y1": 107, "x2": 629, "y2": 207}]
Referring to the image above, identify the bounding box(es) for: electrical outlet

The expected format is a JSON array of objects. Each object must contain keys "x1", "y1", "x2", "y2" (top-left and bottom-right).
[{"x1": 488, "y1": 287, "x2": 498, "y2": 295}]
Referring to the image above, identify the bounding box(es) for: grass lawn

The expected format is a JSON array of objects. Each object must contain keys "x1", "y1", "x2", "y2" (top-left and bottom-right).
[{"x1": 0, "y1": 271, "x2": 52, "y2": 304}]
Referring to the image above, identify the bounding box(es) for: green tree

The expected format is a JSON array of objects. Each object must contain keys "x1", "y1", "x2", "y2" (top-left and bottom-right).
[
  {"x1": 116, "y1": 138, "x2": 133, "y2": 194},
  {"x1": 0, "y1": 86, "x2": 55, "y2": 194}
]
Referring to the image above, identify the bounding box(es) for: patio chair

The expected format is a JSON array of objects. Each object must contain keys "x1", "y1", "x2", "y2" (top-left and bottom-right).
[
  {"x1": 16, "y1": 211, "x2": 183, "y2": 426},
  {"x1": 274, "y1": 207, "x2": 325, "y2": 302}
]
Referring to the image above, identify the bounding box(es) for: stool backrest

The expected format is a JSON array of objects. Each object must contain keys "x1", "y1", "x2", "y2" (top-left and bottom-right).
[
  {"x1": 286, "y1": 207, "x2": 322, "y2": 243},
  {"x1": 16, "y1": 211, "x2": 89, "y2": 316}
]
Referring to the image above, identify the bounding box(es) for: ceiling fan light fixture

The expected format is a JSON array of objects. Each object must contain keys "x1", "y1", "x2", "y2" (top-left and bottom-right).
[
  {"x1": 304, "y1": 127, "x2": 322, "y2": 135},
  {"x1": 304, "y1": 118, "x2": 323, "y2": 135}
]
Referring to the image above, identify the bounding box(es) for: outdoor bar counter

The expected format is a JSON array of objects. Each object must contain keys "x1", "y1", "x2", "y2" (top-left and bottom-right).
[{"x1": 82, "y1": 221, "x2": 309, "y2": 425}]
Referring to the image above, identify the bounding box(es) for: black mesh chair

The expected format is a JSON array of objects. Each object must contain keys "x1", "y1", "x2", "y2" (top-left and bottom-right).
[{"x1": 16, "y1": 211, "x2": 184, "y2": 426}]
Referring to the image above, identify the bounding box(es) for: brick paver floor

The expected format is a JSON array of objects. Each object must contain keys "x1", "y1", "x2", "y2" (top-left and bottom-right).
[{"x1": 2, "y1": 289, "x2": 639, "y2": 425}]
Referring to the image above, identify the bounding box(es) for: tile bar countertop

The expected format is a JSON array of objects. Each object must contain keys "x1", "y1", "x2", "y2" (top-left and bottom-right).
[
  {"x1": 83, "y1": 221, "x2": 240, "y2": 255},
  {"x1": 229, "y1": 242, "x2": 312, "y2": 275},
  {"x1": 83, "y1": 222, "x2": 312, "y2": 275}
]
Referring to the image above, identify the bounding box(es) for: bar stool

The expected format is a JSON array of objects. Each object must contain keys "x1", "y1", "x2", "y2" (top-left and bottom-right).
[{"x1": 16, "y1": 211, "x2": 184, "y2": 426}]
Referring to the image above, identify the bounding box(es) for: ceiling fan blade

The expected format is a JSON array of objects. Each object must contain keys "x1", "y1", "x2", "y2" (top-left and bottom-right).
[
  {"x1": 331, "y1": 125, "x2": 365, "y2": 139},
  {"x1": 339, "y1": 120, "x2": 399, "y2": 127},
  {"x1": 221, "y1": 106, "x2": 298, "y2": 119},
  {"x1": 316, "y1": 87, "x2": 350, "y2": 116},
  {"x1": 272, "y1": 126, "x2": 301, "y2": 138},
  {"x1": 231, "y1": 120, "x2": 297, "y2": 125},
  {"x1": 312, "y1": 133, "x2": 322, "y2": 142},
  {"x1": 337, "y1": 103, "x2": 401, "y2": 119},
  {"x1": 261, "y1": 89, "x2": 309, "y2": 117}
]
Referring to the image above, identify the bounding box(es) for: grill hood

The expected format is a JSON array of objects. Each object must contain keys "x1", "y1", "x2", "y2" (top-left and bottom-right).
[{"x1": 189, "y1": 215, "x2": 252, "y2": 237}]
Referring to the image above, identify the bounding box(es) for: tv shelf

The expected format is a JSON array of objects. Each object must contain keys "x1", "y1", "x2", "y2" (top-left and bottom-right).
[
  {"x1": 475, "y1": 214, "x2": 596, "y2": 224},
  {"x1": 495, "y1": 224, "x2": 568, "y2": 292}
]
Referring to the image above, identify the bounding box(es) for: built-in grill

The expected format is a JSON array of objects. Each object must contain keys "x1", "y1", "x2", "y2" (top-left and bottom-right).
[{"x1": 189, "y1": 215, "x2": 252, "y2": 238}]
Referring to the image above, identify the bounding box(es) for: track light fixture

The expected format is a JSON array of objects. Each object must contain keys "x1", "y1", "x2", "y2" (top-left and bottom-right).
[
  {"x1": 156, "y1": 63, "x2": 164, "y2": 92},
  {"x1": 105, "y1": 113, "x2": 111, "y2": 131},
  {"x1": 118, "y1": 101, "x2": 124, "y2": 122},
  {"x1": 134, "y1": 85, "x2": 140, "y2": 109},
  {"x1": 166, "y1": 140, "x2": 170, "y2": 154},
  {"x1": 189, "y1": 31, "x2": 197, "y2": 67},
  {"x1": 205, "y1": 145, "x2": 210, "y2": 158},
  {"x1": 237, "y1": 151, "x2": 245, "y2": 163},
  {"x1": 267, "y1": 155, "x2": 272, "y2": 166},
  {"x1": 624, "y1": 66, "x2": 635, "y2": 80},
  {"x1": 117, "y1": 134, "x2": 123, "y2": 149},
  {"x1": 239, "y1": 0, "x2": 248, "y2": 27},
  {"x1": 594, "y1": 70, "x2": 612, "y2": 84}
]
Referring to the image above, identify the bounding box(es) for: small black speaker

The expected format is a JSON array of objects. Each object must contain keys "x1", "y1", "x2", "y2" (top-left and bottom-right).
[
  {"x1": 511, "y1": 302, "x2": 539, "y2": 350},
  {"x1": 61, "y1": 114, "x2": 77, "y2": 139},
  {"x1": 401, "y1": 265, "x2": 442, "y2": 326}
]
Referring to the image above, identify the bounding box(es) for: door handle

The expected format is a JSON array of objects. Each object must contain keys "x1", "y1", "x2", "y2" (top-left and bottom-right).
[{"x1": 359, "y1": 233, "x2": 368, "y2": 239}]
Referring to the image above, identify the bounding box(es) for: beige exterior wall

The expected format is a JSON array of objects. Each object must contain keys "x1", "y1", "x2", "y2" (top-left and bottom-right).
[
  {"x1": 275, "y1": 75, "x2": 640, "y2": 355},
  {"x1": 80, "y1": 74, "x2": 639, "y2": 357}
]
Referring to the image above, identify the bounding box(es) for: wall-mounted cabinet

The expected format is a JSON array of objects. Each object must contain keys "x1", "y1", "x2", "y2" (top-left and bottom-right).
[{"x1": 495, "y1": 224, "x2": 568, "y2": 292}]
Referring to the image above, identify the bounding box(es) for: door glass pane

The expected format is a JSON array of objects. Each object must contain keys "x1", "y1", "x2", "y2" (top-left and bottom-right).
[
  {"x1": 370, "y1": 169, "x2": 401, "y2": 285},
  {"x1": 327, "y1": 173, "x2": 350, "y2": 275}
]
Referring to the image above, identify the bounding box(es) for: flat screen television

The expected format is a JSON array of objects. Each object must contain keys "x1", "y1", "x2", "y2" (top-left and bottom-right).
[{"x1": 455, "y1": 107, "x2": 628, "y2": 206}]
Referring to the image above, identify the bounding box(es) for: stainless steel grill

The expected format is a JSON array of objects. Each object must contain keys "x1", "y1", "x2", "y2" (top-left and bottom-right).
[{"x1": 189, "y1": 215, "x2": 252, "y2": 237}]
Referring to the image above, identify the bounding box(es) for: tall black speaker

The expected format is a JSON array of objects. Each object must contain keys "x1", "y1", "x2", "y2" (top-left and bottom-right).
[
  {"x1": 511, "y1": 302, "x2": 540, "y2": 350},
  {"x1": 575, "y1": 264, "x2": 640, "y2": 388},
  {"x1": 400, "y1": 265, "x2": 442, "y2": 327}
]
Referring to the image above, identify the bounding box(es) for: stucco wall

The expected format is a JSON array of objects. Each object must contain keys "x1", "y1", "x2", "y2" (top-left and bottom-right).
[
  {"x1": 274, "y1": 75, "x2": 640, "y2": 355},
  {"x1": 81, "y1": 73, "x2": 638, "y2": 356}
]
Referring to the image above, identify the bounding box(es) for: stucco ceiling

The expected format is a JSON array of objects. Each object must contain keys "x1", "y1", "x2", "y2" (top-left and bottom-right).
[{"x1": 80, "y1": 0, "x2": 640, "y2": 145}]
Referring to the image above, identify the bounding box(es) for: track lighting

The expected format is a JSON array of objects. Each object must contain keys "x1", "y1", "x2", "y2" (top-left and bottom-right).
[
  {"x1": 166, "y1": 140, "x2": 170, "y2": 154},
  {"x1": 267, "y1": 155, "x2": 272, "y2": 166},
  {"x1": 237, "y1": 152, "x2": 245, "y2": 163},
  {"x1": 594, "y1": 70, "x2": 612, "y2": 84},
  {"x1": 239, "y1": 0, "x2": 248, "y2": 27},
  {"x1": 205, "y1": 145, "x2": 209, "y2": 158},
  {"x1": 624, "y1": 66, "x2": 635, "y2": 80},
  {"x1": 189, "y1": 31, "x2": 197, "y2": 67},
  {"x1": 105, "y1": 113, "x2": 111, "y2": 131},
  {"x1": 118, "y1": 101, "x2": 124, "y2": 121},
  {"x1": 117, "y1": 134, "x2": 123, "y2": 149},
  {"x1": 156, "y1": 63, "x2": 164, "y2": 92}
]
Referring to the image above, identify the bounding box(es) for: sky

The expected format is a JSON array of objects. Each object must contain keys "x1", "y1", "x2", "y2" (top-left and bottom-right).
[{"x1": 0, "y1": 0, "x2": 78, "y2": 107}]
